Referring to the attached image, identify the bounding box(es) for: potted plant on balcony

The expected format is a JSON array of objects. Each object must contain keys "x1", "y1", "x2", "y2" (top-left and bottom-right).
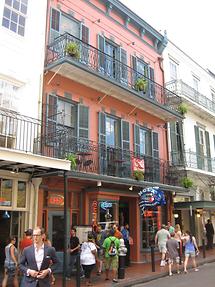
[
  {"x1": 178, "y1": 103, "x2": 188, "y2": 115},
  {"x1": 134, "y1": 77, "x2": 148, "y2": 93},
  {"x1": 65, "y1": 153, "x2": 77, "y2": 170},
  {"x1": 133, "y1": 170, "x2": 144, "y2": 181},
  {"x1": 65, "y1": 41, "x2": 80, "y2": 59},
  {"x1": 180, "y1": 177, "x2": 193, "y2": 188}
]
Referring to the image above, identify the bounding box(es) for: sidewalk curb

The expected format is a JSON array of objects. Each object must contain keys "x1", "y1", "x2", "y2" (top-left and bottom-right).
[{"x1": 115, "y1": 258, "x2": 215, "y2": 287}]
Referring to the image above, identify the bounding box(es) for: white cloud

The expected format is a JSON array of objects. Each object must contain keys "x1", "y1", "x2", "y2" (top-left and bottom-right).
[{"x1": 121, "y1": 0, "x2": 215, "y2": 72}]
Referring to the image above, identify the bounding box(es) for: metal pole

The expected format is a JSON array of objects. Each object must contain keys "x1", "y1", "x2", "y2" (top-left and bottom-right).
[
  {"x1": 76, "y1": 253, "x2": 81, "y2": 287},
  {"x1": 62, "y1": 171, "x2": 68, "y2": 287},
  {"x1": 118, "y1": 255, "x2": 125, "y2": 279},
  {"x1": 202, "y1": 238, "x2": 206, "y2": 258},
  {"x1": 151, "y1": 245, "x2": 155, "y2": 272}
]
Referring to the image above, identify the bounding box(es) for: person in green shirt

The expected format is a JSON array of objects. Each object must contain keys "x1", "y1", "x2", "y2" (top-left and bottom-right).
[{"x1": 102, "y1": 229, "x2": 120, "y2": 283}]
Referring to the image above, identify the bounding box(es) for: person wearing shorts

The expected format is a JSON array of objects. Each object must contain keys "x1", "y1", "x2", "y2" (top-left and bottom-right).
[
  {"x1": 166, "y1": 232, "x2": 180, "y2": 276},
  {"x1": 102, "y1": 229, "x2": 120, "y2": 283},
  {"x1": 182, "y1": 230, "x2": 199, "y2": 273},
  {"x1": 155, "y1": 224, "x2": 170, "y2": 267}
]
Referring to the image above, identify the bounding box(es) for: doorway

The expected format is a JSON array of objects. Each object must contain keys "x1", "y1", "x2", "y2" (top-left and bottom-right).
[{"x1": 119, "y1": 201, "x2": 129, "y2": 227}]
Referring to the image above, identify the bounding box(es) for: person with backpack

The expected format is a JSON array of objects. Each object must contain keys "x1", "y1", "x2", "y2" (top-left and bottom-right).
[{"x1": 102, "y1": 229, "x2": 120, "y2": 283}]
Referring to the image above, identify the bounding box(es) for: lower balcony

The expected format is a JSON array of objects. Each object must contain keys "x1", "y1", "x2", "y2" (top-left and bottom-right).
[{"x1": 34, "y1": 131, "x2": 179, "y2": 185}]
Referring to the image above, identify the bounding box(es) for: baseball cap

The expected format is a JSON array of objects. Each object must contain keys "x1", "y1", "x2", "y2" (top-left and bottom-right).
[{"x1": 25, "y1": 229, "x2": 33, "y2": 236}]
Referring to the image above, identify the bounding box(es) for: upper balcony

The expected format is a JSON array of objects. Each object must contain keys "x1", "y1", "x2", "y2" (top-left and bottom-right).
[
  {"x1": 166, "y1": 80, "x2": 215, "y2": 123},
  {"x1": 45, "y1": 33, "x2": 182, "y2": 122}
]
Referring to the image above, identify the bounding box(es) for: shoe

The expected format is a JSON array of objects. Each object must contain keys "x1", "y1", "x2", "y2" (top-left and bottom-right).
[
  {"x1": 97, "y1": 271, "x2": 101, "y2": 276},
  {"x1": 169, "y1": 272, "x2": 173, "y2": 276},
  {"x1": 80, "y1": 274, "x2": 85, "y2": 279},
  {"x1": 194, "y1": 268, "x2": 199, "y2": 272},
  {"x1": 177, "y1": 270, "x2": 181, "y2": 274},
  {"x1": 112, "y1": 279, "x2": 118, "y2": 283},
  {"x1": 184, "y1": 270, "x2": 188, "y2": 274}
]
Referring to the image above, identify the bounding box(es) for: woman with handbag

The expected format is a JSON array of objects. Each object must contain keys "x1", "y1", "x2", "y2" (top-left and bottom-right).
[{"x1": 2, "y1": 236, "x2": 19, "y2": 287}]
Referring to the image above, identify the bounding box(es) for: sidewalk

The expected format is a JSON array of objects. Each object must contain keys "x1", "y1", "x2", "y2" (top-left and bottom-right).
[{"x1": 53, "y1": 248, "x2": 215, "y2": 287}]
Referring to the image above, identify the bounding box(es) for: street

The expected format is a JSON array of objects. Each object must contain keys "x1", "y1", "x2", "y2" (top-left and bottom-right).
[{"x1": 133, "y1": 262, "x2": 215, "y2": 287}]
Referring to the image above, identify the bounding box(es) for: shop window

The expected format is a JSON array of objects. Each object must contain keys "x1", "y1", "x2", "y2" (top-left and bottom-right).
[
  {"x1": 0, "y1": 179, "x2": 12, "y2": 207},
  {"x1": 17, "y1": 181, "x2": 26, "y2": 208},
  {"x1": 141, "y1": 208, "x2": 158, "y2": 248}
]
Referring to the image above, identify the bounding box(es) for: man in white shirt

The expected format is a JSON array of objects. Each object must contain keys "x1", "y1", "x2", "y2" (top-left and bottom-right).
[
  {"x1": 19, "y1": 227, "x2": 58, "y2": 287},
  {"x1": 155, "y1": 224, "x2": 170, "y2": 267}
]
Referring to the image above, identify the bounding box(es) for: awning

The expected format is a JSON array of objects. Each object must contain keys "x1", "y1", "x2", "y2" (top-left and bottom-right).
[{"x1": 174, "y1": 200, "x2": 215, "y2": 210}]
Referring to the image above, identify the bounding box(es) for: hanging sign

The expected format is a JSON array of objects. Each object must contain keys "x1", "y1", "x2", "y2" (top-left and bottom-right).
[
  {"x1": 138, "y1": 186, "x2": 166, "y2": 214},
  {"x1": 48, "y1": 194, "x2": 64, "y2": 206},
  {"x1": 100, "y1": 201, "x2": 113, "y2": 211},
  {"x1": 132, "y1": 157, "x2": 145, "y2": 172}
]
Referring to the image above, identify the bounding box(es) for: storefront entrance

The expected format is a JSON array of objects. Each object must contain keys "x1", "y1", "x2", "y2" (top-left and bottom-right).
[{"x1": 0, "y1": 211, "x2": 22, "y2": 270}]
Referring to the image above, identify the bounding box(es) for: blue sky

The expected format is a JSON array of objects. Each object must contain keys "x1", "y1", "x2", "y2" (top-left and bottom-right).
[{"x1": 121, "y1": 0, "x2": 215, "y2": 73}]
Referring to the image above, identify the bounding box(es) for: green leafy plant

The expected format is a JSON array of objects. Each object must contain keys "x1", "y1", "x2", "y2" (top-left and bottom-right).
[
  {"x1": 178, "y1": 103, "x2": 188, "y2": 115},
  {"x1": 135, "y1": 77, "x2": 148, "y2": 93},
  {"x1": 65, "y1": 153, "x2": 77, "y2": 169},
  {"x1": 65, "y1": 41, "x2": 80, "y2": 59},
  {"x1": 133, "y1": 170, "x2": 144, "y2": 181},
  {"x1": 180, "y1": 177, "x2": 193, "y2": 188}
]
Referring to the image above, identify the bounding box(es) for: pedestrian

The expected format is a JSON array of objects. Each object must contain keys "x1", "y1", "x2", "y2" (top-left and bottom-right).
[
  {"x1": 174, "y1": 224, "x2": 182, "y2": 262},
  {"x1": 102, "y1": 229, "x2": 120, "y2": 283},
  {"x1": 113, "y1": 223, "x2": 122, "y2": 239},
  {"x1": 19, "y1": 226, "x2": 58, "y2": 287},
  {"x1": 19, "y1": 229, "x2": 33, "y2": 287},
  {"x1": 205, "y1": 219, "x2": 214, "y2": 249},
  {"x1": 66, "y1": 227, "x2": 84, "y2": 280},
  {"x1": 43, "y1": 232, "x2": 56, "y2": 285},
  {"x1": 2, "y1": 236, "x2": 19, "y2": 287},
  {"x1": 166, "y1": 232, "x2": 180, "y2": 276},
  {"x1": 19, "y1": 229, "x2": 33, "y2": 253},
  {"x1": 182, "y1": 230, "x2": 199, "y2": 273},
  {"x1": 80, "y1": 232, "x2": 97, "y2": 286},
  {"x1": 121, "y1": 223, "x2": 130, "y2": 266},
  {"x1": 155, "y1": 224, "x2": 170, "y2": 266},
  {"x1": 167, "y1": 221, "x2": 175, "y2": 234},
  {"x1": 94, "y1": 224, "x2": 106, "y2": 275}
]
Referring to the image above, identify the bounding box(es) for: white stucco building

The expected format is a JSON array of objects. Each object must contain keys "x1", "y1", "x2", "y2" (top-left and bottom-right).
[{"x1": 163, "y1": 39, "x2": 215, "y2": 245}]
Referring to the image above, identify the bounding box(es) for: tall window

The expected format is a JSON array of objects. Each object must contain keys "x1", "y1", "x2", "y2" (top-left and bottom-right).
[
  {"x1": 106, "y1": 116, "x2": 120, "y2": 147},
  {"x1": 2, "y1": 0, "x2": 28, "y2": 36},
  {"x1": 193, "y1": 76, "x2": 199, "y2": 92},
  {"x1": 169, "y1": 59, "x2": 178, "y2": 81},
  {"x1": 0, "y1": 79, "x2": 19, "y2": 110}
]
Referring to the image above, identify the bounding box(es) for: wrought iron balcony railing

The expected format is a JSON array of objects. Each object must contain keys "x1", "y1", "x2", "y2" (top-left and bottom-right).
[
  {"x1": 46, "y1": 33, "x2": 180, "y2": 113},
  {"x1": 166, "y1": 79, "x2": 215, "y2": 114}
]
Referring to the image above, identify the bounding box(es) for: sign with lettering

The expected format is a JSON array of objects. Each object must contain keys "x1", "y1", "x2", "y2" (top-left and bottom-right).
[
  {"x1": 132, "y1": 157, "x2": 145, "y2": 172},
  {"x1": 92, "y1": 200, "x2": 98, "y2": 224},
  {"x1": 138, "y1": 187, "x2": 166, "y2": 214},
  {"x1": 48, "y1": 194, "x2": 64, "y2": 206},
  {"x1": 100, "y1": 201, "x2": 113, "y2": 211}
]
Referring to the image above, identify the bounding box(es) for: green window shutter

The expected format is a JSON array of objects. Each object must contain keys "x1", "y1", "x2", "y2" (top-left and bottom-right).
[
  {"x1": 121, "y1": 121, "x2": 130, "y2": 150},
  {"x1": 98, "y1": 34, "x2": 105, "y2": 71},
  {"x1": 152, "y1": 132, "x2": 159, "y2": 159},
  {"x1": 149, "y1": 67, "x2": 155, "y2": 99},
  {"x1": 131, "y1": 55, "x2": 137, "y2": 85},
  {"x1": 80, "y1": 24, "x2": 89, "y2": 63},
  {"x1": 120, "y1": 48, "x2": 127, "y2": 83},
  {"x1": 77, "y1": 105, "x2": 89, "y2": 139},
  {"x1": 205, "y1": 131, "x2": 212, "y2": 172},
  {"x1": 194, "y1": 125, "x2": 202, "y2": 169},
  {"x1": 134, "y1": 124, "x2": 140, "y2": 155},
  {"x1": 98, "y1": 112, "x2": 106, "y2": 144},
  {"x1": 50, "y1": 8, "x2": 60, "y2": 43},
  {"x1": 81, "y1": 24, "x2": 89, "y2": 43},
  {"x1": 46, "y1": 94, "x2": 57, "y2": 145}
]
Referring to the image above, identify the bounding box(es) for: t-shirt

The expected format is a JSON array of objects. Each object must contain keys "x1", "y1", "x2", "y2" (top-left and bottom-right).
[
  {"x1": 70, "y1": 236, "x2": 80, "y2": 255},
  {"x1": 80, "y1": 242, "x2": 97, "y2": 265},
  {"x1": 166, "y1": 238, "x2": 179, "y2": 259},
  {"x1": 19, "y1": 238, "x2": 33, "y2": 252},
  {"x1": 156, "y1": 229, "x2": 170, "y2": 244},
  {"x1": 102, "y1": 236, "x2": 120, "y2": 258}
]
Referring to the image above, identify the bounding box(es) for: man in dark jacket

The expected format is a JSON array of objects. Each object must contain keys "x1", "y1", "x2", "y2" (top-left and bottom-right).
[{"x1": 205, "y1": 219, "x2": 214, "y2": 249}]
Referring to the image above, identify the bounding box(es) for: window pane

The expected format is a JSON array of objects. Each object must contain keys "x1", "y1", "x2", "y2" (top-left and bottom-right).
[
  {"x1": 20, "y1": 3, "x2": 27, "y2": 14},
  {"x1": 11, "y1": 11, "x2": 18, "y2": 22},
  {"x1": 3, "y1": 7, "x2": 11, "y2": 19},
  {"x1": 2, "y1": 17, "x2": 10, "y2": 28},
  {"x1": 21, "y1": 0, "x2": 28, "y2": 5},
  {"x1": 18, "y1": 25, "x2": 24, "y2": 36},
  {"x1": 17, "y1": 181, "x2": 26, "y2": 208},
  {"x1": 5, "y1": 0, "x2": 12, "y2": 6},
  {"x1": 0, "y1": 179, "x2": 12, "y2": 207},
  {"x1": 61, "y1": 15, "x2": 80, "y2": 37},
  {"x1": 19, "y1": 15, "x2": 25, "y2": 26},
  {"x1": 13, "y1": 0, "x2": 20, "y2": 11},
  {"x1": 10, "y1": 21, "x2": 17, "y2": 32}
]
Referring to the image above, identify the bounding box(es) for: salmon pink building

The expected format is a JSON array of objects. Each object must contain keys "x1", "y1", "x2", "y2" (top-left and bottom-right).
[{"x1": 40, "y1": 0, "x2": 185, "y2": 263}]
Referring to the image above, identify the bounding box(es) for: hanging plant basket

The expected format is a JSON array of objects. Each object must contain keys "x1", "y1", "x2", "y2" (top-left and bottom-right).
[
  {"x1": 134, "y1": 78, "x2": 148, "y2": 93},
  {"x1": 178, "y1": 103, "x2": 188, "y2": 115},
  {"x1": 65, "y1": 42, "x2": 80, "y2": 59},
  {"x1": 65, "y1": 153, "x2": 77, "y2": 170},
  {"x1": 180, "y1": 177, "x2": 193, "y2": 188},
  {"x1": 133, "y1": 170, "x2": 144, "y2": 181}
]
